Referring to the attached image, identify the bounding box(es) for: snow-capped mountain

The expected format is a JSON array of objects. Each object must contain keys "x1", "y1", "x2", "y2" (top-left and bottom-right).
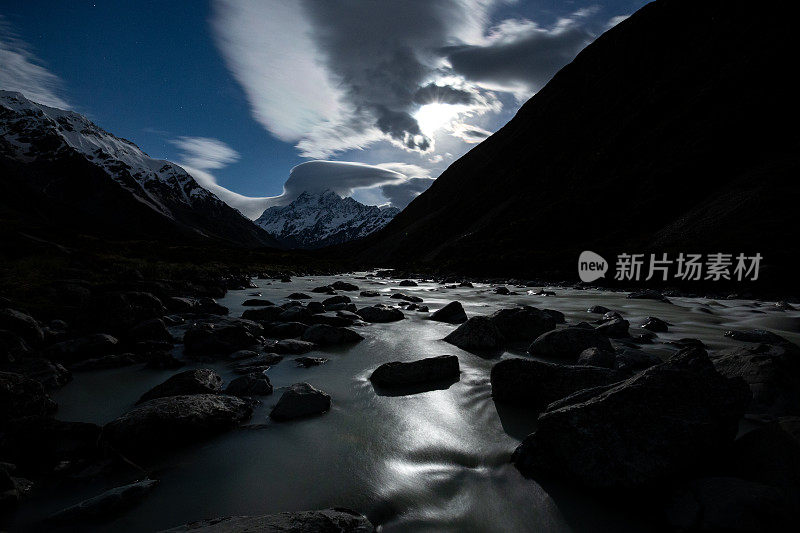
[
  {"x1": 255, "y1": 190, "x2": 400, "y2": 248},
  {"x1": 0, "y1": 90, "x2": 276, "y2": 247}
]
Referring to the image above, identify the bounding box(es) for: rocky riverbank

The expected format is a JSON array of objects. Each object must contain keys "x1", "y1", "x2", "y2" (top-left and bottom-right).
[{"x1": 2, "y1": 271, "x2": 800, "y2": 531}]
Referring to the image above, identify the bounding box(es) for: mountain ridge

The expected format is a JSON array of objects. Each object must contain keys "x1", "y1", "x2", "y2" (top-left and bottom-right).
[
  {"x1": 255, "y1": 189, "x2": 399, "y2": 249},
  {"x1": 0, "y1": 91, "x2": 278, "y2": 248}
]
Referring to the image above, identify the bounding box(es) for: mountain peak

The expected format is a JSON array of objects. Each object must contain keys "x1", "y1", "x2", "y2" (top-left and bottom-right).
[{"x1": 254, "y1": 190, "x2": 398, "y2": 249}]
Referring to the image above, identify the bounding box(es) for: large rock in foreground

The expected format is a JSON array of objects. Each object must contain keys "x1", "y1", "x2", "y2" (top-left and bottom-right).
[
  {"x1": 183, "y1": 319, "x2": 263, "y2": 358},
  {"x1": 1, "y1": 371, "x2": 57, "y2": 422},
  {"x1": 370, "y1": 355, "x2": 459, "y2": 388},
  {"x1": 270, "y1": 383, "x2": 331, "y2": 421},
  {"x1": 103, "y1": 394, "x2": 252, "y2": 457},
  {"x1": 512, "y1": 347, "x2": 750, "y2": 489},
  {"x1": 136, "y1": 369, "x2": 223, "y2": 404},
  {"x1": 528, "y1": 327, "x2": 613, "y2": 361},
  {"x1": 160, "y1": 508, "x2": 374, "y2": 532},
  {"x1": 491, "y1": 358, "x2": 623, "y2": 411},
  {"x1": 711, "y1": 342, "x2": 800, "y2": 416},
  {"x1": 443, "y1": 316, "x2": 505, "y2": 352}
]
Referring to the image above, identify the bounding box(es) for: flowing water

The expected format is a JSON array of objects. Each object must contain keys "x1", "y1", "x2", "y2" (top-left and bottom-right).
[{"x1": 15, "y1": 274, "x2": 800, "y2": 532}]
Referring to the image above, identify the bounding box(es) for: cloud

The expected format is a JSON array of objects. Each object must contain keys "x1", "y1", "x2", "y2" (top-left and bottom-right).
[
  {"x1": 0, "y1": 15, "x2": 69, "y2": 109},
  {"x1": 170, "y1": 136, "x2": 240, "y2": 170},
  {"x1": 212, "y1": 0, "x2": 500, "y2": 158},
  {"x1": 451, "y1": 123, "x2": 492, "y2": 143},
  {"x1": 443, "y1": 13, "x2": 595, "y2": 98}
]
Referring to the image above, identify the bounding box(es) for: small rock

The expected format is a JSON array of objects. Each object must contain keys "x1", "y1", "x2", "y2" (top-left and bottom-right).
[
  {"x1": 288, "y1": 293, "x2": 311, "y2": 300},
  {"x1": 331, "y1": 281, "x2": 358, "y2": 291},
  {"x1": 587, "y1": 305, "x2": 611, "y2": 314},
  {"x1": 429, "y1": 302, "x2": 468, "y2": 324},
  {"x1": 226, "y1": 372, "x2": 273, "y2": 396},
  {"x1": 356, "y1": 305, "x2": 404, "y2": 323},
  {"x1": 274, "y1": 339, "x2": 316, "y2": 354},
  {"x1": 270, "y1": 383, "x2": 331, "y2": 421},
  {"x1": 241, "y1": 298, "x2": 275, "y2": 307},
  {"x1": 390, "y1": 292, "x2": 423, "y2": 303},
  {"x1": 370, "y1": 355, "x2": 459, "y2": 388},
  {"x1": 359, "y1": 290, "x2": 380, "y2": 297},
  {"x1": 443, "y1": 316, "x2": 505, "y2": 352},
  {"x1": 627, "y1": 289, "x2": 671, "y2": 303},
  {"x1": 399, "y1": 280, "x2": 418, "y2": 287},
  {"x1": 301, "y1": 324, "x2": 363, "y2": 345},
  {"x1": 295, "y1": 357, "x2": 328, "y2": 368},
  {"x1": 528, "y1": 328, "x2": 613, "y2": 361},
  {"x1": 137, "y1": 369, "x2": 223, "y2": 404},
  {"x1": 641, "y1": 316, "x2": 669, "y2": 332}
]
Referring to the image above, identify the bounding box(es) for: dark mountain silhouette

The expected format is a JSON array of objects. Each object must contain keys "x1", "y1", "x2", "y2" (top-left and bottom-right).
[
  {"x1": 352, "y1": 0, "x2": 800, "y2": 287},
  {"x1": 0, "y1": 91, "x2": 278, "y2": 249}
]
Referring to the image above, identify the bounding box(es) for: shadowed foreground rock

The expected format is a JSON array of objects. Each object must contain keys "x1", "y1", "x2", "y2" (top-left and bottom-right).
[
  {"x1": 160, "y1": 508, "x2": 374, "y2": 532},
  {"x1": 103, "y1": 394, "x2": 252, "y2": 457},
  {"x1": 490, "y1": 307, "x2": 556, "y2": 341},
  {"x1": 712, "y1": 341, "x2": 800, "y2": 416},
  {"x1": 270, "y1": 383, "x2": 331, "y2": 421},
  {"x1": 48, "y1": 479, "x2": 158, "y2": 524},
  {"x1": 491, "y1": 358, "x2": 623, "y2": 412},
  {"x1": 513, "y1": 347, "x2": 750, "y2": 489},
  {"x1": 370, "y1": 355, "x2": 459, "y2": 388},
  {"x1": 356, "y1": 305, "x2": 404, "y2": 323}
]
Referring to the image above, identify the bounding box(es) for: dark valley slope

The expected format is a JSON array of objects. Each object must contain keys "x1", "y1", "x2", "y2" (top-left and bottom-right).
[
  {"x1": 353, "y1": 0, "x2": 800, "y2": 287},
  {"x1": 0, "y1": 91, "x2": 278, "y2": 250}
]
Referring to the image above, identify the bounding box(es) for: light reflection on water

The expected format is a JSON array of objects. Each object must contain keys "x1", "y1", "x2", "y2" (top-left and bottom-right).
[{"x1": 22, "y1": 274, "x2": 798, "y2": 532}]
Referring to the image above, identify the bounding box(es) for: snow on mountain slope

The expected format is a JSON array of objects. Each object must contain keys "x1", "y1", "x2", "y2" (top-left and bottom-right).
[
  {"x1": 0, "y1": 90, "x2": 276, "y2": 247},
  {"x1": 255, "y1": 190, "x2": 400, "y2": 249}
]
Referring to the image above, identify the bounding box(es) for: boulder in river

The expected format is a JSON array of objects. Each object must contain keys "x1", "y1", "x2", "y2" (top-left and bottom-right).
[
  {"x1": 627, "y1": 289, "x2": 671, "y2": 303},
  {"x1": 0, "y1": 416, "x2": 101, "y2": 474},
  {"x1": 576, "y1": 347, "x2": 616, "y2": 369},
  {"x1": 489, "y1": 306, "x2": 556, "y2": 341},
  {"x1": 295, "y1": 356, "x2": 328, "y2": 368},
  {"x1": 160, "y1": 508, "x2": 374, "y2": 532},
  {"x1": 241, "y1": 305, "x2": 283, "y2": 322},
  {"x1": 528, "y1": 327, "x2": 613, "y2": 361},
  {"x1": 429, "y1": 302, "x2": 468, "y2": 324},
  {"x1": 288, "y1": 293, "x2": 311, "y2": 300},
  {"x1": 241, "y1": 298, "x2": 275, "y2": 307},
  {"x1": 301, "y1": 324, "x2": 363, "y2": 346},
  {"x1": 614, "y1": 347, "x2": 662, "y2": 373},
  {"x1": 136, "y1": 369, "x2": 223, "y2": 404},
  {"x1": 48, "y1": 479, "x2": 158, "y2": 524},
  {"x1": 390, "y1": 292, "x2": 423, "y2": 303},
  {"x1": 491, "y1": 358, "x2": 623, "y2": 411},
  {"x1": 512, "y1": 347, "x2": 751, "y2": 489},
  {"x1": 399, "y1": 279, "x2": 418, "y2": 287},
  {"x1": 129, "y1": 318, "x2": 174, "y2": 343},
  {"x1": 331, "y1": 281, "x2": 359, "y2": 291},
  {"x1": 359, "y1": 290, "x2": 380, "y2": 297},
  {"x1": 443, "y1": 316, "x2": 505, "y2": 352},
  {"x1": 0, "y1": 308, "x2": 43, "y2": 347},
  {"x1": 723, "y1": 329, "x2": 791, "y2": 345},
  {"x1": 45, "y1": 334, "x2": 119, "y2": 363},
  {"x1": 594, "y1": 317, "x2": 630, "y2": 338},
  {"x1": 311, "y1": 285, "x2": 336, "y2": 294},
  {"x1": 183, "y1": 319, "x2": 263, "y2": 358},
  {"x1": 323, "y1": 295, "x2": 351, "y2": 306},
  {"x1": 268, "y1": 322, "x2": 309, "y2": 339},
  {"x1": 0, "y1": 371, "x2": 57, "y2": 422},
  {"x1": 587, "y1": 305, "x2": 611, "y2": 314},
  {"x1": 356, "y1": 305, "x2": 404, "y2": 323},
  {"x1": 103, "y1": 394, "x2": 253, "y2": 457},
  {"x1": 273, "y1": 339, "x2": 316, "y2": 355},
  {"x1": 270, "y1": 383, "x2": 331, "y2": 421},
  {"x1": 641, "y1": 316, "x2": 669, "y2": 333},
  {"x1": 370, "y1": 355, "x2": 459, "y2": 388},
  {"x1": 225, "y1": 372, "x2": 273, "y2": 396}
]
